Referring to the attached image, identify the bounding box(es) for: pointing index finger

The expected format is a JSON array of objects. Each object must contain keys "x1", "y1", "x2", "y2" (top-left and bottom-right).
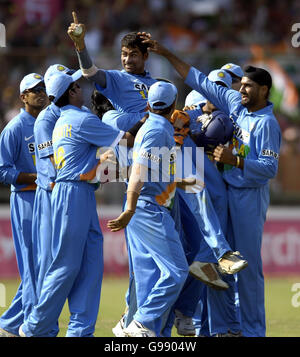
[{"x1": 72, "y1": 11, "x2": 79, "y2": 24}]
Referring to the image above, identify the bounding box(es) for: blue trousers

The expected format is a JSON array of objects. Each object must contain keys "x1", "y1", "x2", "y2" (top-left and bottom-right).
[
  {"x1": 126, "y1": 199, "x2": 189, "y2": 336},
  {"x1": 0, "y1": 191, "x2": 36, "y2": 335},
  {"x1": 31, "y1": 186, "x2": 58, "y2": 337},
  {"x1": 226, "y1": 184, "x2": 269, "y2": 337},
  {"x1": 22, "y1": 182, "x2": 103, "y2": 337}
]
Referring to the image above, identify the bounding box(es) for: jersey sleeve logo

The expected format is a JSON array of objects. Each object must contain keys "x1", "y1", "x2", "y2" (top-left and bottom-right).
[
  {"x1": 37, "y1": 140, "x2": 53, "y2": 151},
  {"x1": 139, "y1": 150, "x2": 161, "y2": 163},
  {"x1": 262, "y1": 149, "x2": 279, "y2": 159}
]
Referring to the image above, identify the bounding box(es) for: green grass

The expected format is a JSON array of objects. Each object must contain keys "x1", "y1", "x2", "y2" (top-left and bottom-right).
[{"x1": 1, "y1": 276, "x2": 300, "y2": 337}]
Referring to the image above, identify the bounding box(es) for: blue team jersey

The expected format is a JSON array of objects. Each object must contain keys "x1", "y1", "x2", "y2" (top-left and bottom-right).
[
  {"x1": 0, "y1": 108, "x2": 36, "y2": 192},
  {"x1": 95, "y1": 69, "x2": 156, "y2": 113},
  {"x1": 185, "y1": 67, "x2": 281, "y2": 188},
  {"x1": 102, "y1": 110, "x2": 144, "y2": 132},
  {"x1": 133, "y1": 113, "x2": 176, "y2": 208},
  {"x1": 34, "y1": 103, "x2": 61, "y2": 191},
  {"x1": 52, "y1": 105, "x2": 123, "y2": 182}
]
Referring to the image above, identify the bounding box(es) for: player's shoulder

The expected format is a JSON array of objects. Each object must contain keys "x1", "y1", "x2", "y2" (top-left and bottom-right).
[
  {"x1": 2, "y1": 110, "x2": 24, "y2": 133},
  {"x1": 36, "y1": 104, "x2": 59, "y2": 124}
]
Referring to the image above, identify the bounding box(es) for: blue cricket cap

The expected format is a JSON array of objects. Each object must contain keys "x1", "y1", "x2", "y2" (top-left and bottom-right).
[
  {"x1": 44, "y1": 64, "x2": 75, "y2": 84},
  {"x1": 148, "y1": 81, "x2": 177, "y2": 109},
  {"x1": 46, "y1": 70, "x2": 82, "y2": 103},
  {"x1": 221, "y1": 63, "x2": 244, "y2": 79},
  {"x1": 185, "y1": 90, "x2": 206, "y2": 107},
  {"x1": 208, "y1": 69, "x2": 232, "y2": 88},
  {"x1": 20, "y1": 73, "x2": 44, "y2": 94}
]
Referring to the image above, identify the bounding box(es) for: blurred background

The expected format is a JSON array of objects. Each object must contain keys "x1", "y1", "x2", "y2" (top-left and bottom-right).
[{"x1": 0, "y1": 0, "x2": 299, "y2": 278}]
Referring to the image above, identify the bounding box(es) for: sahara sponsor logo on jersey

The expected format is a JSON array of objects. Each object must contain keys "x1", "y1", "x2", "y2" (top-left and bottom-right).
[
  {"x1": 27, "y1": 142, "x2": 35, "y2": 154},
  {"x1": 133, "y1": 80, "x2": 149, "y2": 100},
  {"x1": 230, "y1": 115, "x2": 251, "y2": 144},
  {"x1": 139, "y1": 150, "x2": 161, "y2": 164},
  {"x1": 37, "y1": 140, "x2": 52, "y2": 151},
  {"x1": 262, "y1": 149, "x2": 279, "y2": 159}
]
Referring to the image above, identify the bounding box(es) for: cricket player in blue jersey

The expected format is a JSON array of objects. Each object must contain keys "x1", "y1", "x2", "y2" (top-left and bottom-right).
[
  {"x1": 0, "y1": 73, "x2": 47, "y2": 337},
  {"x1": 68, "y1": 13, "x2": 159, "y2": 336},
  {"x1": 182, "y1": 69, "x2": 245, "y2": 336},
  {"x1": 19, "y1": 70, "x2": 135, "y2": 337},
  {"x1": 142, "y1": 36, "x2": 281, "y2": 336},
  {"x1": 68, "y1": 12, "x2": 156, "y2": 114},
  {"x1": 108, "y1": 81, "x2": 190, "y2": 337},
  {"x1": 32, "y1": 64, "x2": 82, "y2": 337}
]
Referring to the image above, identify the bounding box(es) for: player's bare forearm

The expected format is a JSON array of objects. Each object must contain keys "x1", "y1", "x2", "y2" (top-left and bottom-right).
[
  {"x1": 126, "y1": 163, "x2": 145, "y2": 209},
  {"x1": 139, "y1": 32, "x2": 191, "y2": 80},
  {"x1": 107, "y1": 164, "x2": 144, "y2": 232},
  {"x1": 16, "y1": 172, "x2": 37, "y2": 185},
  {"x1": 162, "y1": 49, "x2": 191, "y2": 80}
]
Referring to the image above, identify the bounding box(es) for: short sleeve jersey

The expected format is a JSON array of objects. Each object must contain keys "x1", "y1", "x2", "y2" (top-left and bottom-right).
[
  {"x1": 0, "y1": 108, "x2": 36, "y2": 191},
  {"x1": 133, "y1": 113, "x2": 176, "y2": 208},
  {"x1": 52, "y1": 105, "x2": 123, "y2": 182},
  {"x1": 34, "y1": 103, "x2": 61, "y2": 190}
]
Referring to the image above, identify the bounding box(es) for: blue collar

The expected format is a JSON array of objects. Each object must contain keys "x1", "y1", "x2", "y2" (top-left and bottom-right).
[{"x1": 20, "y1": 108, "x2": 36, "y2": 122}]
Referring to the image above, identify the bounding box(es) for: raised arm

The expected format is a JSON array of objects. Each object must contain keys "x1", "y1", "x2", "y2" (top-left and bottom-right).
[
  {"x1": 139, "y1": 32, "x2": 241, "y2": 117},
  {"x1": 67, "y1": 11, "x2": 107, "y2": 87},
  {"x1": 139, "y1": 32, "x2": 191, "y2": 80}
]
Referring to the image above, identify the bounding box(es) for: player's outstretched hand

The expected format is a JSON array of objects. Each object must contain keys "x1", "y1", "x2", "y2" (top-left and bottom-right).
[
  {"x1": 107, "y1": 210, "x2": 135, "y2": 232},
  {"x1": 67, "y1": 11, "x2": 86, "y2": 51},
  {"x1": 138, "y1": 32, "x2": 169, "y2": 56}
]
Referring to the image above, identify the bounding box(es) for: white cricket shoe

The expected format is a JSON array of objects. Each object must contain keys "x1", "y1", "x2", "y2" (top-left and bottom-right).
[
  {"x1": 18, "y1": 324, "x2": 27, "y2": 337},
  {"x1": 218, "y1": 251, "x2": 248, "y2": 274},
  {"x1": 112, "y1": 315, "x2": 126, "y2": 337},
  {"x1": 174, "y1": 309, "x2": 196, "y2": 336},
  {"x1": 124, "y1": 320, "x2": 156, "y2": 337},
  {"x1": 189, "y1": 262, "x2": 229, "y2": 290},
  {"x1": 0, "y1": 327, "x2": 18, "y2": 337}
]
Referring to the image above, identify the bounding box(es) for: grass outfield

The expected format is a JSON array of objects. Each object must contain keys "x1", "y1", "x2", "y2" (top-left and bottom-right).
[{"x1": 0, "y1": 275, "x2": 300, "y2": 337}]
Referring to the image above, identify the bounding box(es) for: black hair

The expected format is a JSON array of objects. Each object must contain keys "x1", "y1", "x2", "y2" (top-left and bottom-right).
[
  {"x1": 149, "y1": 102, "x2": 175, "y2": 116},
  {"x1": 121, "y1": 32, "x2": 149, "y2": 55},
  {"x1": 243, "y1": 65, "x2": 272, "y2": 89},
  {"x1": 91, "y1": 89, "x2": 114, "y2": 118}
]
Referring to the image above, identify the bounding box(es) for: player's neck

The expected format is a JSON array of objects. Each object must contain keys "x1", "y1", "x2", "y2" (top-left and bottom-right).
[
  {"x1": 246, "y1": 99, "x2": 267, "y2": 113},
  {"x1": 24, "y1": 105, "x2": 43, "y2": 118}
]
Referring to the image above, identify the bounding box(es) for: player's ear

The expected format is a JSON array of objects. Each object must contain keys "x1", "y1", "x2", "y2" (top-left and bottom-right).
[
  {"x1": 20, "y1": 93, "x2": 27, "y2": 104},
  {"x1": 143, "y1": 51, "x2": 149, "y2": 61},
  {"x1": 260, "y1": 84, "x2": 269, "y2": 99}
]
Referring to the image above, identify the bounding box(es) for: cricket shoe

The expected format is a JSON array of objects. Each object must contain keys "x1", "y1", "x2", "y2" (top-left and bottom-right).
[
  {"x1": 189, "y1": 261, "x2": 229, "y2": 290},
  {"x1": 18, "y1": 324, "x2": 27, "y2": 337},
  {"x1": 0, "y1": 328, "x2": 18, "y2": 337},
  {"x1": 174, "y1": 309, "x2": 196, "y2": 336},
  {"x1": 112, "y1": 315, "x2": 126, "y2": 337},
  {"x1": 218, "y1": 251, "x2": 248, "y2": 275},
  {"x1": 214, "y1": 330, "x2": 243, "y2": 337},
  {"x1": 123, "y1": 320, "x2": 156, "y2": 337}
]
